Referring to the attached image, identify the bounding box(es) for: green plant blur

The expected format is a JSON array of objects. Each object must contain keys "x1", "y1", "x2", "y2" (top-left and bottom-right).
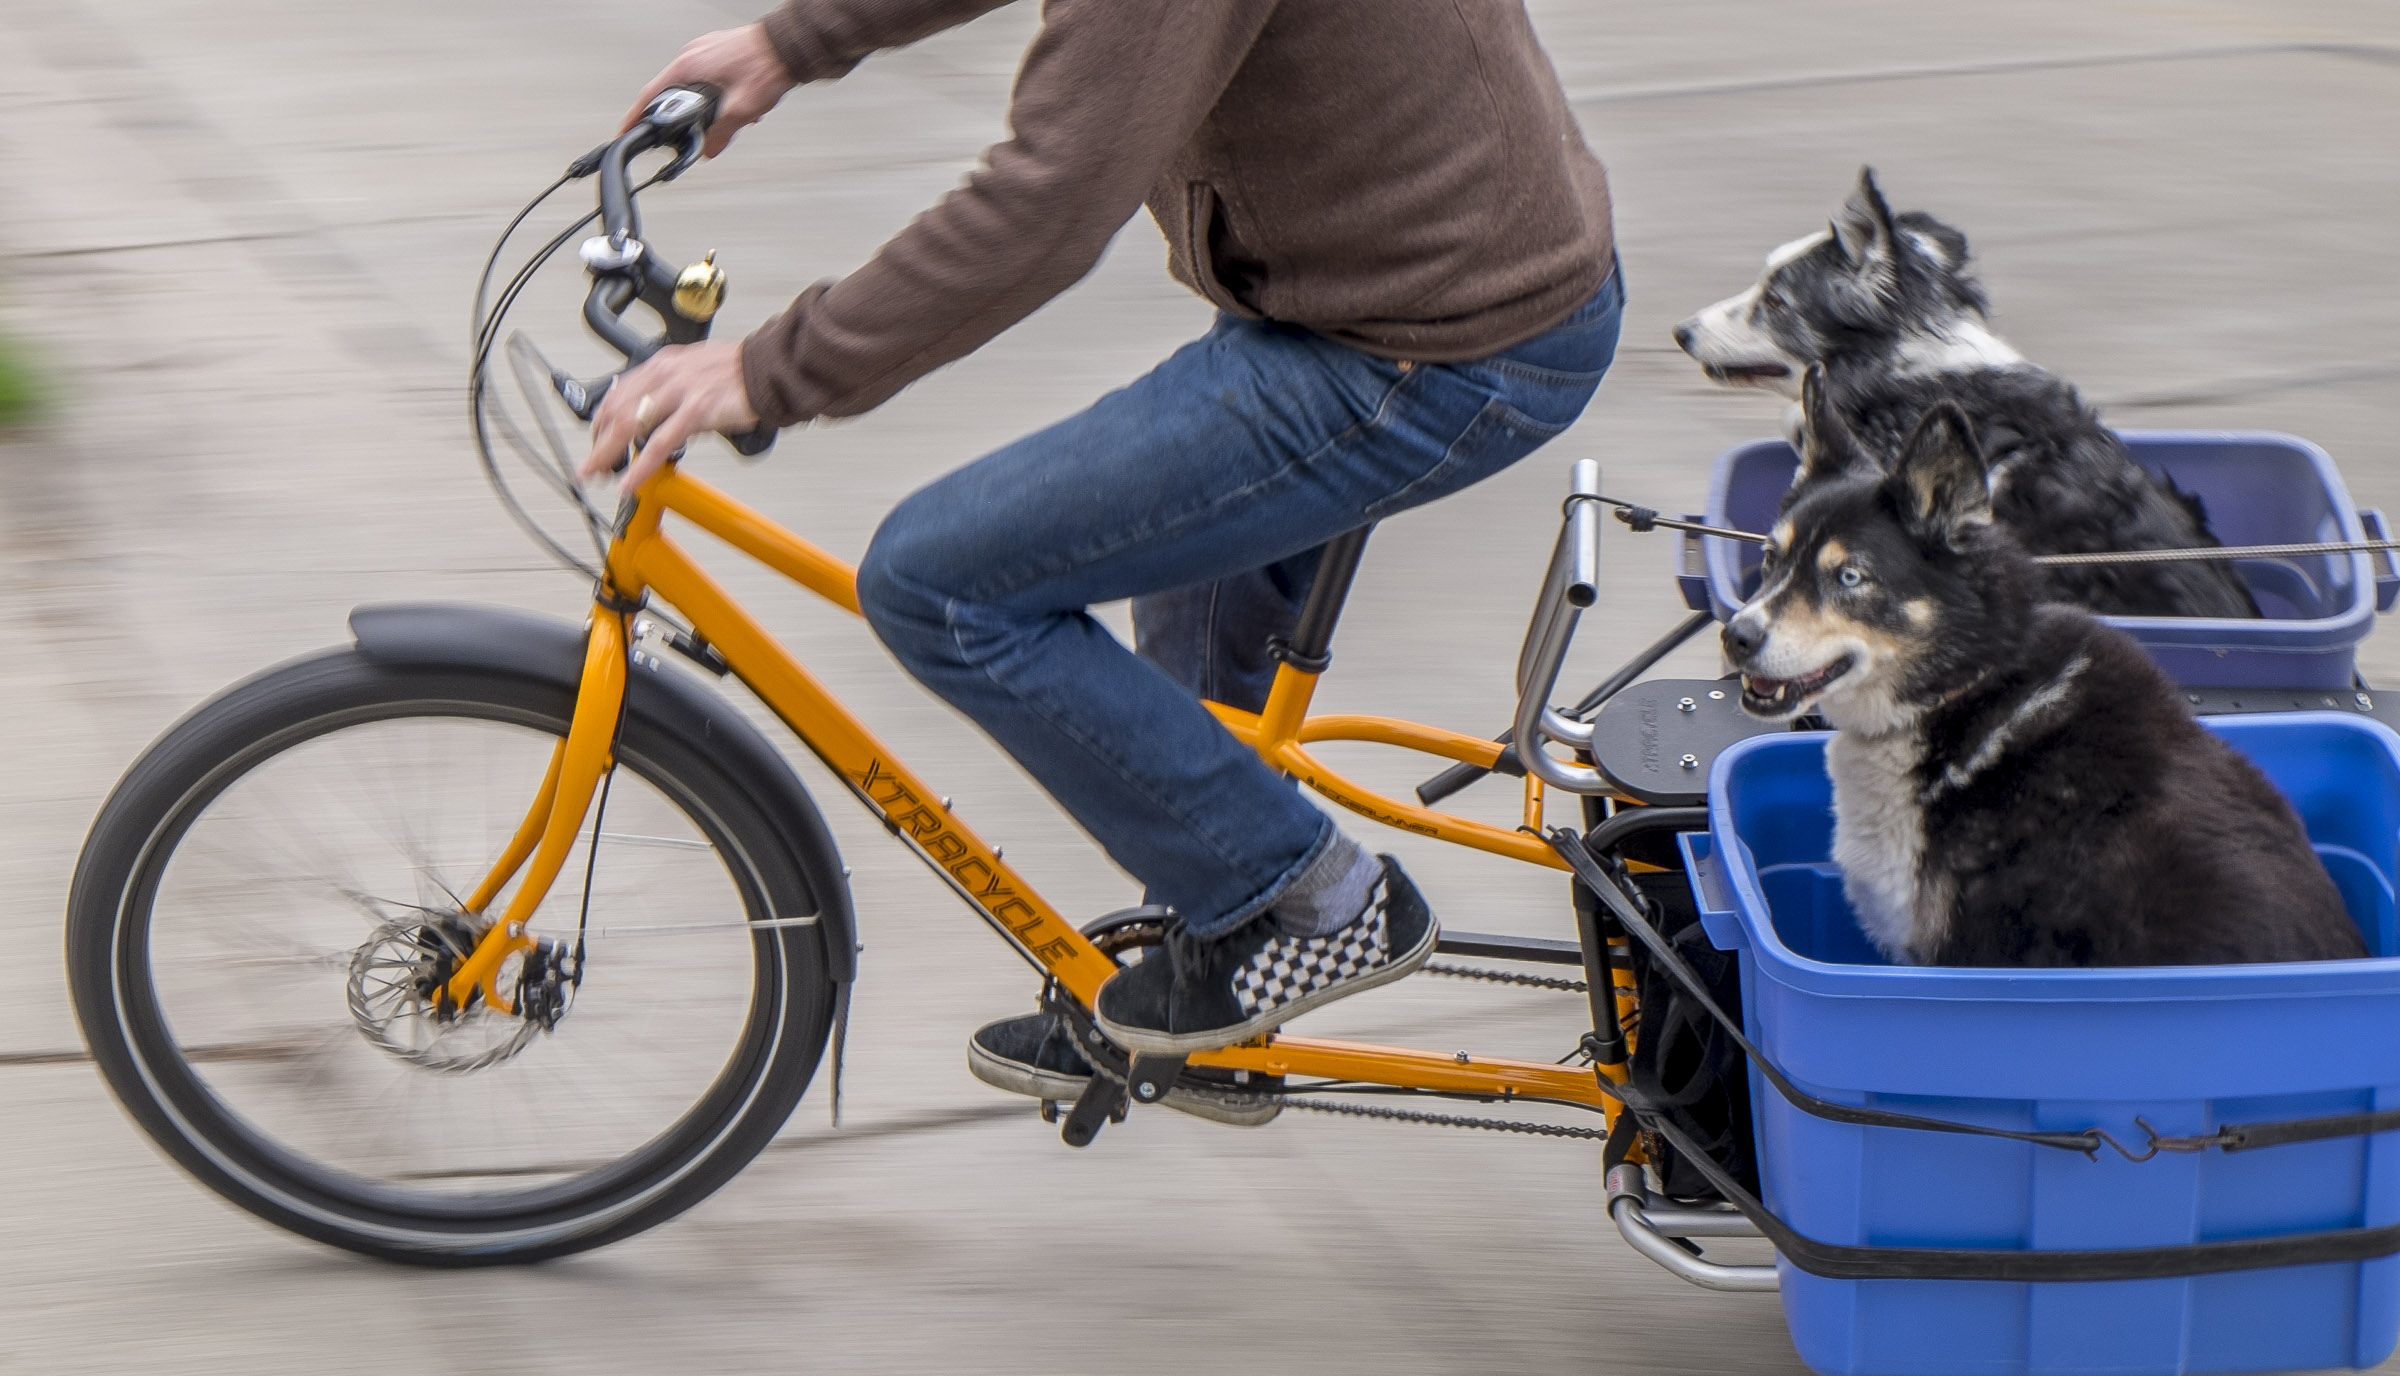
[{"x1": 0, "y1": 332, "x2": 39, "y2": 428}]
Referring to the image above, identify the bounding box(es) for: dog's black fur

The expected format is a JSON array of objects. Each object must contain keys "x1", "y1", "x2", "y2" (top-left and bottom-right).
[
  {"x1": 1792, "y1": 364, "x2": 2259, "y2": 618},
  {"x1": 1722, "y1": 403, "x2": 2361, "y2": 967},
  {"x1": 1679, "y1": 169, "x2": 2259, "y2": 620}
]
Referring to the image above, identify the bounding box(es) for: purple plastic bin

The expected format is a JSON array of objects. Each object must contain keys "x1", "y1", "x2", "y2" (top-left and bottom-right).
[{"x1": 1678, "y1": 432, "x2": 2391, "y2": 689}]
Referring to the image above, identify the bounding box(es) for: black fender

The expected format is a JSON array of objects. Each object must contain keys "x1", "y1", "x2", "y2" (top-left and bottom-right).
[{"x1": 348, "y1": 602, "x2": 856, "y2": 982}]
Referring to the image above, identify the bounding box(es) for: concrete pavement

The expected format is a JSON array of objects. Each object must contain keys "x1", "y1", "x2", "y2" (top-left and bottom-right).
[{"x1": 2, "y1": 3, "x2": 2397, "y2": 1371}]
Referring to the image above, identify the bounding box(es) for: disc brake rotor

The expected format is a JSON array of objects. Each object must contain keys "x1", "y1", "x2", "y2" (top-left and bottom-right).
[{"x1": 345, "y1": 917, "x2": 545, "y2": 1074}]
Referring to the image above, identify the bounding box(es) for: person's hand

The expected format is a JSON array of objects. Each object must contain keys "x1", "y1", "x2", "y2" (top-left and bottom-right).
[
  {"x1": 621, "y1": 24, "x2": 795, "y2": 159},
  {"x1": 580, "y1": 339, "x2": 762, "y2": 494}
]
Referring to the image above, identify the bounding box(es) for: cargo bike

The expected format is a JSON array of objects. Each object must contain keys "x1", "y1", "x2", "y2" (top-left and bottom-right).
[{"x1": 60, "y1": 88, "x2": 2400, "y2": 1376}]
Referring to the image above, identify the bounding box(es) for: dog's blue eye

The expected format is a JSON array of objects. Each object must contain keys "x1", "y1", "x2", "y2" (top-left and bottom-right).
[{"x1": 1838, "y1": 566, "x2": 1864, "y2": 588}]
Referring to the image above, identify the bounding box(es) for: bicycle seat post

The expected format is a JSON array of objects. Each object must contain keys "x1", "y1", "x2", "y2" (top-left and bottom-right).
[{"x1": 1270, "y1": 524, "x2": 1375, "y2": 674}]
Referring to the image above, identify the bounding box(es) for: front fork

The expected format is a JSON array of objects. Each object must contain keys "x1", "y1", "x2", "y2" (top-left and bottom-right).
[{"x1": 440, "y1": 607, "x2": 631, "y2": 1014}]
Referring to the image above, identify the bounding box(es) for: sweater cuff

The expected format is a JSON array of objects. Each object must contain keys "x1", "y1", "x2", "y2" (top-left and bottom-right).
[
  {"x1": 738, "y1": 324, "x2": 799, "y2": 430},
  {"x1": 739, "y1": 283, "x2": 830, "y2": 430},
  {"x1": 757, "y1": 3, "x2": 857, "y2": 85}
]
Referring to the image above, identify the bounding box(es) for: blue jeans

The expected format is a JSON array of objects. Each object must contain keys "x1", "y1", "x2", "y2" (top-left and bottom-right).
[{"x1": 858, "y1": 270, "x2": 1623, "y2": 937}]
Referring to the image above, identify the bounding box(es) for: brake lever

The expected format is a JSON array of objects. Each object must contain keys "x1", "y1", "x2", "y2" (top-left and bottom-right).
[
  {"x1": 552, "y1": 369, "x2": 613, "y2": 422},
  {"x1": 565, "y1": 126, "x2": 694, "y2": 184},
  {"x1": 658, "y1": 129, "x2": 705, "y2": 184}
]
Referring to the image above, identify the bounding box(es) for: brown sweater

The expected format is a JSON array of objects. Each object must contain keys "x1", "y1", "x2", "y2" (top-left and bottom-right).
[{"x1": 743, "y1": 0, "x2": 1613, "y2": 429}]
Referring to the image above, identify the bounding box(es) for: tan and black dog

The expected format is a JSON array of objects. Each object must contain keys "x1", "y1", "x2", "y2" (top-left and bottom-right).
[{"x1": 1719, "y1": 398, "x2": 2362, "y2": 967}]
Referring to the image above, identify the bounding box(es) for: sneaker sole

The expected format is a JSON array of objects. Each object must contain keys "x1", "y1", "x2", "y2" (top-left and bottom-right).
[
  {"x1": 1094, "y1": 917, "x2": 1442, "y2": 1057},
  {"x1": 964, "y1": 1041, "x2": 1282, "y2": 1129}
]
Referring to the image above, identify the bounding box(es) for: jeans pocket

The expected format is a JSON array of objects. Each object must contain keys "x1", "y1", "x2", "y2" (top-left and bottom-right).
[{"x1": 1363, "y1": 397, "x2": 1571, "y2": 521}]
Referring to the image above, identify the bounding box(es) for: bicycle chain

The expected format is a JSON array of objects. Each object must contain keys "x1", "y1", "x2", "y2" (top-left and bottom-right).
[
  {"x1": 1052, "y1": 915, "x2": 1601, "y2": 1135},
  {"x1": 1281, "y1": 1095, "x2": 1608, "y2": 1140},
  {"x1": 1422, "y1": 960, "x2": 1588, "y2": 994}
]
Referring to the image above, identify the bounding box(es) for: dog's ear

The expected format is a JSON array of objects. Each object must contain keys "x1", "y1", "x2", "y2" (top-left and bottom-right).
[
  {"x1": 1830, "y1": 166, "x2": 1897, "y2": 267},
  {"x1": 1795, "y1": 364, "x2": 1875, "y2": 484},
  {"x1": 1892, "y1": 402, "x2": 1990, "y2": 542}
]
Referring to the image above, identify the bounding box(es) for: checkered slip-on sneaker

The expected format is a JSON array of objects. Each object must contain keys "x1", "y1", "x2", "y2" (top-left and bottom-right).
[
  {"x1": 1093, "y1": 856, "x2": 1437, "y2": 1057},
  {"x1": 965, "y1": 1010, "x2": 1283, "y2": 1127}
]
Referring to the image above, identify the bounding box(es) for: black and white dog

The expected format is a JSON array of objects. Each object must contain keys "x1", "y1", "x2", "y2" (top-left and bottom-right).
[
  {"x1": 1719, "y1": 401, "x2": 2362, "y2": 967},
  {"x1": 1676, "y1": 168, "x2": 2257, "y2": 619}
]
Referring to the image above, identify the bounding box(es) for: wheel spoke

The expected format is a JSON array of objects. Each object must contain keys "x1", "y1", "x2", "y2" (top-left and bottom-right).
[{"x1": 138, "y1": 712, "x2": 763, "y2": 1197}]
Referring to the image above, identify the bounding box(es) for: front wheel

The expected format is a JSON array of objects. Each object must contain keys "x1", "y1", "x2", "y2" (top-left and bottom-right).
[{"x1": 66, "y1": 649, "x2": 841, "y2": 1265}]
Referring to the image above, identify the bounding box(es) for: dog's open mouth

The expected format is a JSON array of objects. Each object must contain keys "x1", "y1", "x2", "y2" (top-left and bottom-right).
[
  {"x1": 1703, "y1": 361, "x2": 1793, "y2": 383},
  {"x1": 1740, "y1": 656, "x2": 1855, "y2": 716}
]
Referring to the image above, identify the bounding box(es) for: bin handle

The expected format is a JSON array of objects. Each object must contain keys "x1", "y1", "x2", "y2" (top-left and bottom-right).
[
  {"x1": 1677, "y1": 831, "x2": 1750, "y2": 954},
  {"x1": 1683, "y1": 833, "x2": 1734, "y2": 919},
  {"x1": 2363, "y1": 509, "x2": 2400, "y2": 612},
  {"x1": 1675, "y1": 516, "x2": 1714, "y2": 614}
]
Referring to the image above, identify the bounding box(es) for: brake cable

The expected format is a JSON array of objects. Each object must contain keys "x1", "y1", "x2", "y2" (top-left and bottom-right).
[{"x1": 467, "y1": 161, "x2": 674, "y2": 582}]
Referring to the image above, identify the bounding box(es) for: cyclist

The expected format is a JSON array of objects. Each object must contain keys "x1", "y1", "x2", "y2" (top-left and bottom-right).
[{"x1": 581, "y1": 1, "x2": 1621, "y2": 1119}]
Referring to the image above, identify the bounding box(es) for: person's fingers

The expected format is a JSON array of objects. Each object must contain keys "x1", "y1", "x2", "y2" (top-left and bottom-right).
[
  {"x1": 584, "y1": 387, "x2": 660, "y2": 481},
  {"x1": 618, "y1": 437, "x2": 670, "y2": 492},
  {"x1": 582, "y1": 391, "x2": 631, "y2": 480},
  {"x1": 700, "y1": 86, "x2": 764, "y2": 159},
  {"x1": 621, "y1": 402, "x2": 702, "y2": 494},
  {"x1": 580, "y1": 416, "x2": 618, "y2": 482}
]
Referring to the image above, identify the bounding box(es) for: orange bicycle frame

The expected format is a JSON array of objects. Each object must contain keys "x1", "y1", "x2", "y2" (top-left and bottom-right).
[{"x1": 445, "y1": 463, "x2": 1629, "y2": 1117}]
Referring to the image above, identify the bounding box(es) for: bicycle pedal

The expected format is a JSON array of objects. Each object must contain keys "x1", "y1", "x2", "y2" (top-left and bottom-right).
[
  {"x1": 1039, "y1": 1099, "x2": 1061, "y2": 1124},
  {"x1": 1059, "y1": 1073, "x2": 1127, "y2": 1148},
  {"x1": 1124, "y1": 1054, "x2": 1188, "y2": 1106}
]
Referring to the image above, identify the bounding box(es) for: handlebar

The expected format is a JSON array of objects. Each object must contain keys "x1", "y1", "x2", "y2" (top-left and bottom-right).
[
  {"x1": 1563, "y1": 462, "x2": 1601, "y2": 609},
  {"x1": 593, "y1": 85, "x2": 715, "y2": 241},
  {"x1": 557, "y1": 85, "x2": 778, "y2": 461},
  {"x1": 1509, "y1": 459, "x2": 1612, "y2": 795}
]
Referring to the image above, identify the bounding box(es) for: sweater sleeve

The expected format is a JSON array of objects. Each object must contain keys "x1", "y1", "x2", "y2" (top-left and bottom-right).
[
  {"x1": 740, "y1": 0, "x2": 1278, "y2": 428},
  {"x1": 758, "y1": 0, "x2": 1017, "y2": 84}
]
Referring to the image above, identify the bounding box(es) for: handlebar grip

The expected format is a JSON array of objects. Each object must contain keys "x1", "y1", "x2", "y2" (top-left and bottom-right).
[
  {"x1": 643, "y1": 84, "x2": 720, "y2": 139},
  {"x1": 726, "y1": 422, "x2": 778, "y2": 459},
  {"x1": 1417, "y1": 737, "x2": 1526, "y2": 806}
]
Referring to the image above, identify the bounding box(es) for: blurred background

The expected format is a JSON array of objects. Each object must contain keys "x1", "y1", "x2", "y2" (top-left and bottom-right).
[{"x1": 3, "y1": 2, "x2": 2397, "y2": 1371}]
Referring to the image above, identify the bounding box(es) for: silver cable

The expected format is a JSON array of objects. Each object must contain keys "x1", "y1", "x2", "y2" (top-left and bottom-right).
[
  {"x1": 2033, "y1": 538, "x2": 2400, "y2": 566},
  {"x1": 1657, "y1": 515, "x2": 2400, "y2": 567}
]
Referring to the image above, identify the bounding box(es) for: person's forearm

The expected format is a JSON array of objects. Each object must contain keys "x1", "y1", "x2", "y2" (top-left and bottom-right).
[{"x1": 758, "y1": 0, "x2": 1016, "y2": 83}]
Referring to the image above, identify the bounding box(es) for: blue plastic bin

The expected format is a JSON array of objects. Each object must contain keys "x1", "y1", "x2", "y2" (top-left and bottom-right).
[
  {"x1": 1682, "y1": 714, "x2": 2400, "y2": 1376},
  {"x1": 1677, "y1": 432, "x2": 2396, "y2": 689}
]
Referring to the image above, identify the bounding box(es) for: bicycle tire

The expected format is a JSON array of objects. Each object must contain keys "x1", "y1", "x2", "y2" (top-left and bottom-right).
[{"x1": 65, "y1": 647, "x2": 843, "y2": 1265}]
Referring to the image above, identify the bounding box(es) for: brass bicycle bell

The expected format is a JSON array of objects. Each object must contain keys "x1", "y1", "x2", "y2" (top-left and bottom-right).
[{"x1": 672, "y1": 250, "x2": 726, "y2": 323}]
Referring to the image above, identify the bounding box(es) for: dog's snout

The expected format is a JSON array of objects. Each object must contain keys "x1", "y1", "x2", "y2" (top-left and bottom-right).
[
  {"x1": 1672, "y1": 321, "x2": 1697, "y2": 354},
  {"x1": 1721, "y1": 615, "x2": 1765, "y2": 662}
]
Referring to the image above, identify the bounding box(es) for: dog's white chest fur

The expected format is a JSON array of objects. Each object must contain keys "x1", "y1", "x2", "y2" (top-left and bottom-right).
[{"x1": 1826, "y1": 729, "x2": 1942, "y2": 962}]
